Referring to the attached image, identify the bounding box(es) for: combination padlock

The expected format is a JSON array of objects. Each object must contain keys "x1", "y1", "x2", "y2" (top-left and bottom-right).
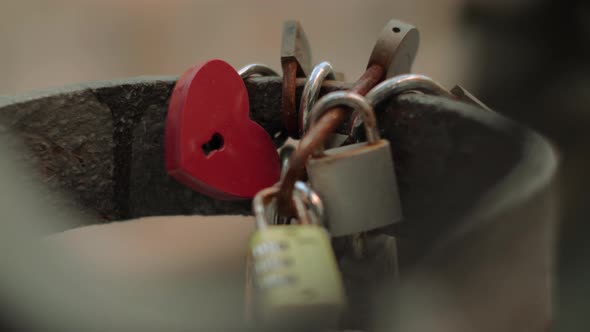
[
  {"x1": 306, "y1": 91, "x2": 402, "y2": 237},
  {"x1": 248, "y1": 186, "x2": 345, "y2": 329}
]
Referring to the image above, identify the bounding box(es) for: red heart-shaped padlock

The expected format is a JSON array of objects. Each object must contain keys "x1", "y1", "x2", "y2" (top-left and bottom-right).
[{"x1": 166, "y1": 59, "x2": 280, "y2": 200}]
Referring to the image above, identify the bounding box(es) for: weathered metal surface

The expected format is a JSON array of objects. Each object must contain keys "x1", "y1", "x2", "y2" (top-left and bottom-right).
[
  {"x1": 0, "y1": 77, "x2": 347, "y2": 221},
  {"x1": 0, "y1": 87, "x2": 115, "y2": 222},
  {"x1": 0, "y1": 76, "x2": 557, "y2": 332},
  {"x1": 281, "y1": 60, "x2": 300, "y2": 138},
  {"x1": 375, "y1": 93, "x2": 556, "y2": 332}
]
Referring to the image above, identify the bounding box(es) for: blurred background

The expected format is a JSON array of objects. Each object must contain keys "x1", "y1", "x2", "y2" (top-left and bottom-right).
[
  {"x1": 1, "y1": 0, "x2": 589, "y2": 330},
  {"x1": 0, "y1": 0, "x2": 468, "y2": 94}
]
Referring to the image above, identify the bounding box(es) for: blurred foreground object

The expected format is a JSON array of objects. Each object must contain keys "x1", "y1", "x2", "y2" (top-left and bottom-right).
[
  {"x1": 47, "y1": 215, "x2": 255, "y2": 278},
  {"x1": 461, "y1": 0, "x2": 590, "y2": 329},
  {"x1": 0, "y1": 142, "x2": 252, "y2": 331}
]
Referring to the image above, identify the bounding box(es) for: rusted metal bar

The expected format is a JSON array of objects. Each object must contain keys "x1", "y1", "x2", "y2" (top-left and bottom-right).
[
  {"x1": 281, "y1": 21, "x2": 312, "y2": 138},
  {"x1": 281, "y1": 60, "x2": 300, "y2": 137}
]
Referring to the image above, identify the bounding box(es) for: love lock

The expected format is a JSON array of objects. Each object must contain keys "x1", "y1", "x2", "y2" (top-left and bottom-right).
[{"x1": 165, "y1": 59, "x2": 280, "y2": 200}]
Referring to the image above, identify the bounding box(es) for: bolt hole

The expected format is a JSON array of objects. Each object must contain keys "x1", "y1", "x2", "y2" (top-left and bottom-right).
[
  {"x1": 393, "y1": 27, "x2": 401, "y2": 33},
  {"x1": 202, "y1": 133, "x2": 224, "y2": 156}
]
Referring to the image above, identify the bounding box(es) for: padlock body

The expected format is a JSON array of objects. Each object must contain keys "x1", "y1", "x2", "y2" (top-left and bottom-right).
[
  {"x1": 367, "y1": 19, "x2": 419, "y2": 78},
  {"x1": 307, "y1": 139, "x2": 402, "y2": 236},
  {"x1": 249, "y1": 225, "x2": 345, "y2": 327}
]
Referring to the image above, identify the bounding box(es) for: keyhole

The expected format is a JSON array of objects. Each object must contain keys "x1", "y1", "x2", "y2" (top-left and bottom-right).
[
  {"x1": 392, "y1": 27, "x2": 401, "y2": 33},
  {"x1": 202, "y1": 133, "x2": 224, "y2": 156}
]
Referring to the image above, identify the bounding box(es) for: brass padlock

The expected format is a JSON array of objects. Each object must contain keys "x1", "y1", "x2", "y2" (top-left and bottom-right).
[
  {"x1": 248, "y1": 186, "x2": 346, "y2": 329},
  {"x1": 306, "y1": 91, "x2": 402, "y2": 237}
]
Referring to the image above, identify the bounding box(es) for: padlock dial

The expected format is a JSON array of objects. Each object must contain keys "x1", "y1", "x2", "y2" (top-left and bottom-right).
[{"x1": 249, "y1": 225, "x2": 345, "y2": 328}]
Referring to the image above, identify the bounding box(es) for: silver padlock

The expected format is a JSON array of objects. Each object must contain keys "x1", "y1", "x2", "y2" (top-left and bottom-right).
[
  {"x1": 238, "y1": 63, "x2": 279, "y2": 79},
  {"x1": 365, "y1": 74, "x2": 455, "y2": 106},
  {"x1": 351, "y1": 74, "x2": 456, "y2": 133},
  {"x1": 306, "y1": 91, "x2": 402, "y2": 237}
]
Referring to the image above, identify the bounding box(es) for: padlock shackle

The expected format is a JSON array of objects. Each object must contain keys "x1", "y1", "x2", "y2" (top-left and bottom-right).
[
  {"x1": 279, "y1": 145, "x2": 296, "y2": 181},
  {"x1": 253, "y1": 183, "x2": 325, "y2": 229},
  {"x1": 253, "y1": 187, "x2": 278, "y2": 229},
  {"x1": 308, "y1": 91, "x2": 380, "y2": 154},
  {"x1": 294, "y1": 181, "x2": 325, "y2": 227},
  {"x1": 366, "y1": 74, "x2": 454, "y2": 107},
  {"x1": 350, "y1": 74, "x2": 456, "y2": 139},
  {"x1": 300, "y1": 61, "x2": 336, "y2": 136},
  {"x1": 238, "y1": 64, "x2": 279, "y2": 80}
]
